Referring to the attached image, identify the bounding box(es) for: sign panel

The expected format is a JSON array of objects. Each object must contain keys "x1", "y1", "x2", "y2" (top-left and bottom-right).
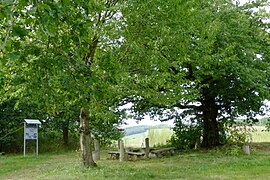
[
  {"x1": 25, "y1": 126, "x2": 38, "y2": 140},
  {"x1": 23, "y1": 119, "x2": 41, "y2": 158}
]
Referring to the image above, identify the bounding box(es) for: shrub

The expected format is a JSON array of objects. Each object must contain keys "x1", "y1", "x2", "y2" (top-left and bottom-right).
[{"x1": 169, "y1": 121, "x2": 202, "y2": 150}]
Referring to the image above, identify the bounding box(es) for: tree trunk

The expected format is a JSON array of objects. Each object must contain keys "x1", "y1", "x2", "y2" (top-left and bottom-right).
[
  {"x1": 79, "y1": 107, "x2": 96, "y2": 167},
  {"x1": 62, "y1": 120, "x2": 69, "y2": 147},
  {"x1": 201, "y1": 89, "x2": 220, "y2": 148}
]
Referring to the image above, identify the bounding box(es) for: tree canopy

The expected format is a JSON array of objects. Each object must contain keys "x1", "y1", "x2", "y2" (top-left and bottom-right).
[{"x1": 121, "y1": 0, "x2": 270, "y2": 147}]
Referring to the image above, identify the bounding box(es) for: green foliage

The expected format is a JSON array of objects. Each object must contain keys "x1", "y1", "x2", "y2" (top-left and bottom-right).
[
  {"x1": 169, "y1": 120, "x2": 202, "y2": 150},
  {"x1": 223, "y1": 144, "x2": 243, "y2": 156},
  {"x1": 0, "y1": 99, "x2": 44, "y2": 153},
  {"x1": 213, "y1": 144, "x2": 248, "y2": 156},
  {"x1": 0, "y1": 0, "x2": 128, "y2": 154},
  {"x1": 120, "y1": 0, "x2": 270, "y2": 147},
  {"x1": 227, "y1": 121, "x2": 255, "y2": 145},
  {"x1": 264, "y1": 118, "x2": 270, "y2": 131}
]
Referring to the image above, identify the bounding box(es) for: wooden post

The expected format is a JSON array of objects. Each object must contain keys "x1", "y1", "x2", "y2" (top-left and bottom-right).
[
  {"x1": 242, "y1": 144, "x2": 250, "y2": 155},
  {"x1": 119, "y1": 140, "x2": 125, "y2": 162},
  {"x1": 145, "y1": 138, "x2": 150, "y2": 158},
  {"x1": 118, "y1": 139, "x2": 121, "y2": 150},
  {"x1": 93, "y1": 139, "x2": 100, "y2": 161}
]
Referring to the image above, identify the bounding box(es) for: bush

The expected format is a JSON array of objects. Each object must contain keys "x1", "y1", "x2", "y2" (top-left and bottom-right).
[
  {"x1": 169, "y1": 121, "x2": 202, "y2": 150},
  {"x1": 227, "y1": 121, "x2": 255, "y2": 145}
]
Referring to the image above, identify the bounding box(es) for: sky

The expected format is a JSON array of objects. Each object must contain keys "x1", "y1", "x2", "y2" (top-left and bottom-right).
[{"x1": 121, "y1": 0, "x2": 270, "y2": 128}]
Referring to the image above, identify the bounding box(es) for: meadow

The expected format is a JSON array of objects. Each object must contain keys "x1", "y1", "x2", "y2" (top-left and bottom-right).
[
  {"x1": 2, "y1": 144, "x2": 270, "y2": 180},
  {"x1": 122, "y1": 125, "x2": 270, "y2": 147},
  {"x1": 1, "y1": 125, "x2": 270, "y2": 179},
  {"x1": 251, "y1": 126, "x2": 270, "y2": 142},
  {"x1": 123, "y1": 126, "x2": 173, "y2": 147}
]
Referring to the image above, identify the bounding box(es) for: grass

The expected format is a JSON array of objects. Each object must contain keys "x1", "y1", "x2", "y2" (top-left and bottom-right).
[
  {"x1": 2, "y1": 125, "x2": 270, "y2": 179},
  {"x1": 2, "y1": 145, "x2": 270, "y2": 180}
]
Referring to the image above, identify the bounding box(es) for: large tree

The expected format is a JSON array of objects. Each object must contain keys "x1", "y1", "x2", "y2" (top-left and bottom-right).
[
  {"x1": 121, "y1": 0, "x2": 270, "y2": 147},
  {"x1": 1, "y1": 0, "x2": 125, "y2": 167}
]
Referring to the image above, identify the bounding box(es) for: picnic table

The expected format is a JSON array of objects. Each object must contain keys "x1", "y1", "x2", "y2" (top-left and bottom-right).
[
  {"x1": 108, "y1": 151, "x2": 145, "y2": 160},
  {"x1": 150, "y1": 147, "x2": 176, "y2": 158}
]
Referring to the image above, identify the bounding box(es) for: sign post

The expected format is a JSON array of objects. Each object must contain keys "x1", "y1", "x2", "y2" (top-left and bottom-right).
[{"x1": 24, "y1": 119, "x2": 41, "y2": 158}]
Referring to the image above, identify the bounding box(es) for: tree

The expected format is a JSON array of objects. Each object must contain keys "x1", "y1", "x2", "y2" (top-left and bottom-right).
[
  {"x1": 121, "y1": 0, "x2": 270, "y2": 148},
  {"x1": 1, "y1": 0, "x2": 125, "y2": 167}
]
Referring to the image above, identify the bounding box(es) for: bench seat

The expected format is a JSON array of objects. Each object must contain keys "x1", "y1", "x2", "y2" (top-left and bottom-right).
[
  {"x1": 151, "y1": 147, "x2": 176, "y2": 158},
  {"x1": 127, "y1": 151, "x2": 145, "y2": 160},
  {"x1": 108, "y1": 151, "x2": 145, "y2": 160},
  {"x1": 108, "y1": 151, "x2": 120, "y2": 159}
]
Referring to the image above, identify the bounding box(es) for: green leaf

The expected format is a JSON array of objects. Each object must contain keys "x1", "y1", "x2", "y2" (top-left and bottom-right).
[
  {"x1": 7, "y1": 52, "x2": 20, "y2": 61},
  {"x1": 12, "y1": 26, "x2": 28, "y2": 38}
]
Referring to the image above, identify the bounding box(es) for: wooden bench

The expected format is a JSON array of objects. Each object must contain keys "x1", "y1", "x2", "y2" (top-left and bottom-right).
[
  {"x1": 108, "y1": 151, "x2": 120, "y2": 160},
  {"x1": 108, "y1": 151, "x2": 145, "y2": 160},
  {"x1": 127, "y1": 152, "x2": 145, "y2": 160},
  {"x1": 151, "y1": 147, "x2": 176, "y2": 158}
]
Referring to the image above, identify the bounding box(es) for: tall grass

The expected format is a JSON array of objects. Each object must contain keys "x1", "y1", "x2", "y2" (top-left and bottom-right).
[
  {"x1": 123, "y1": 127, "x2": 173, "y2": 148},
  {"x1": 251, "y1": 126, "x2": 270, "y2": 143},
  {"x1": 122, "y1": 125, "x2": 270, "y2": 148},
  {"x1": 147, "y1": 128, "x2": 173, "y2": 147}
]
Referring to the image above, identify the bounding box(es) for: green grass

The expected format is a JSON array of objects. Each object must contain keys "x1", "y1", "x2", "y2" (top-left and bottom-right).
[
  {"x1": 2, "y1": 126, "x2": 270, "y2": 179},
  {"x1": 2, "y1": 145, "x2": 270, "y2": 180}
]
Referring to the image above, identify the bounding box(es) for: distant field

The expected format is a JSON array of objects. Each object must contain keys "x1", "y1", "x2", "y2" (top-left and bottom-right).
[
  {"x1": 121, "y1": 125, "x2": 270, "y2": 148},
  {"x1": 123, "y1": 127, "x2": 173, "y2": 147},
  {"x1": 252, "y1": 126, "x2": 270, "y2": 142}
]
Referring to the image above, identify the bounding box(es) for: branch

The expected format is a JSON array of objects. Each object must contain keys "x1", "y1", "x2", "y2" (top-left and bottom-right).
[
  {"x1": 0, "y1": 126, "x2": 23, "y2": 141},
  {"x1": 86, "y1": 35, "x2": 99, "y2": 66},
  {"x1": 86, "y1": 1, "x2": 120, "y2": 66},
  {"x1": 0, "y1": 0, "x2": 18, "y2": 50},
  {"x1": 105, "y1": 0, "x2": 120, "y2": 8},
  {"x1": 174, "y1": 103, "x2": 202, "y2": 111}
]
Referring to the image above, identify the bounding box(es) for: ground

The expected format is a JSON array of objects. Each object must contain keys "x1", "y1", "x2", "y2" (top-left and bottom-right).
[
  {"x1": 1, "y1": 125, "x2": 270, "y2": 179},
  {"x1": 1, "y1": 143, "x2": 270, "y2": 180}
]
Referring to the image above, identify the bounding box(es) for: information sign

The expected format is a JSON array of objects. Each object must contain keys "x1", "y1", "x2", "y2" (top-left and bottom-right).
[{"x1": 23, "y1": 119, "x2": 41, "y2": 158}]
